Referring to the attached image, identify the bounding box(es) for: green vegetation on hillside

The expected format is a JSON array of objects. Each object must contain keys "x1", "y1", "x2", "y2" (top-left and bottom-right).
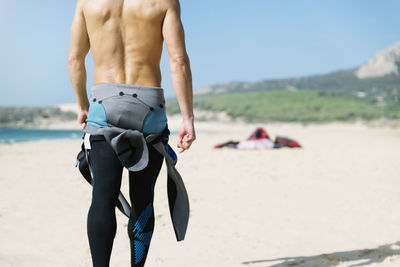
[
  {"x1": 0, "y1": 107, "x2": 76, "y2": 125},
  {"x1": 166, "y1": 90, "x2": 400, "y2": 122},
  {"x1": 203, "y1": 70, "x2": 400, "y2": 105}
]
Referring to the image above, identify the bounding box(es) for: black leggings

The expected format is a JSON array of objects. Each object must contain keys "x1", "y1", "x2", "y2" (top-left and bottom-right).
[{"x1": 87, "y1": 138, "x2": 164, "y2": 267}]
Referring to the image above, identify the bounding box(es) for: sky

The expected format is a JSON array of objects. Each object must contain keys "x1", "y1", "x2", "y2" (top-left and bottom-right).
[{"x1": 0, "y1": 0, "x2": 399, "y2": 106}]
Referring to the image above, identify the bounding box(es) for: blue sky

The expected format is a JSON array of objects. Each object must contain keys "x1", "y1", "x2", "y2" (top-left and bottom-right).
[{"x1": 0, "y1": 0, "x2": 399, "y2": 106}]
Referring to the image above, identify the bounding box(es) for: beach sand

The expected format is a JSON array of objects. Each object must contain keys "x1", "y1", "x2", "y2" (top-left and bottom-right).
[{"x1": 1, "y1": 119, "x2": 400, "y2": 267}]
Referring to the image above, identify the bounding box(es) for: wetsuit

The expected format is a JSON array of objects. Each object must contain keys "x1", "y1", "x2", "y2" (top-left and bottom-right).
[
  {"x1": 82, "y1": 83, "x2": 189, "y2": 267},
  {"x1": 88, "y1": 136, "x2": 163, "y2": 266}
]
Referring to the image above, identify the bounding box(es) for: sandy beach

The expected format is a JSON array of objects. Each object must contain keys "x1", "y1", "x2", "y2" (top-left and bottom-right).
[{"x1": 1, "y1": 119, "x2": 400, "y2": 267}]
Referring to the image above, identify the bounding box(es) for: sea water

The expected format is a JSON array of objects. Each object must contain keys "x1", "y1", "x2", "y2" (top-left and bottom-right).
[
  {"x1": 0, "y1": 128, "x2": 84, "y2": 144},
  {"x1": 0, "y1": 128, "x2": 180, "y2": 144}
]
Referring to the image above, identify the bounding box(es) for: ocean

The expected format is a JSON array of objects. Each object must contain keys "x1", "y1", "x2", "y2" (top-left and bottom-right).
[
  {"x1": 0, "y1": 128, "x2": 84, "y2": 144},
  {"x1": 0, "y1": 128, "x2": 180, "y2": 144}
]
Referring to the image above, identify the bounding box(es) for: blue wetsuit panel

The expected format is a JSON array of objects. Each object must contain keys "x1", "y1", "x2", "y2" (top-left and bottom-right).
[
  {"x1": 165, "y1": 144, "x2": 177, "y2": 164},
  {"x1": 86, "y1": 102, "x2": 108, "y2": 127},
  {"x1": 142, "y1": 108, "x2": 168, "y2": 135}
]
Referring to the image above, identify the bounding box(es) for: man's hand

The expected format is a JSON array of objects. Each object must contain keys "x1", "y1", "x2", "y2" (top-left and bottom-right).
[
  {"x1": 177, "y1": 118, "x2": 195, "y2": 153},
  {"x1": 78, "y1": 109, "x2": 88, "y2": 129}
]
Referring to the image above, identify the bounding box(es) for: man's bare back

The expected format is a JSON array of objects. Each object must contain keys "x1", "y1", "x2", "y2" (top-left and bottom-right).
[
  {"x1": 83, "y1": 0, "x2": 167, "y2": 86},
  {"x1": 68, "y1": 0, "x2": 195, "y2": 152}
]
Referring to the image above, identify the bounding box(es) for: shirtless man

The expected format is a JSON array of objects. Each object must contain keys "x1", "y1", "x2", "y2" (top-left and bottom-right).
[{"x1": 67, "y1": 0, "x2": 195, "y2": 266}]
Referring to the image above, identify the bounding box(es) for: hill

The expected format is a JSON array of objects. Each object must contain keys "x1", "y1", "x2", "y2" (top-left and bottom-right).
[
  {"x1": 0, "y1": 107, "x2": 76, "y2": 128},
  {"x1": 167, "y1": 42, "x2": 400, "y2": 122},
  {"x1": 194, "y1": 69, "x2": 400, "y2": 105}
]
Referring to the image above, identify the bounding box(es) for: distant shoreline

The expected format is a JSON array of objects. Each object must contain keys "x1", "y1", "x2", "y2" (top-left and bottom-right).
[
  {"x1": 0, "y1": 105, "x2": 79, "y2": 130},
  {"x1": 1, "y1": 104, "x2": 399, "y2": 130},
  {"x1": 1, "y1": 117, "x2": 400, "y2": 131}
]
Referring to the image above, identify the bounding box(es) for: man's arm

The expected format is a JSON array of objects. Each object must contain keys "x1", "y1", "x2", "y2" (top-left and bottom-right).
[
  {"x1": 68, "y1": 0, "x2": 90, "y2": 128},
  {"x1": 162, "y1": 0, "x2": 195, "y2": 152}
]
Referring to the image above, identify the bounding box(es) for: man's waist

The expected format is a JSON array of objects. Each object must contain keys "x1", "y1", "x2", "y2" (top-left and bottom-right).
[
  {"x1": 91, "y1": 83, "x2": 163, "y2": 95},
  {"x1": 86, "y1": 83, "x2": 167, "y2": 134}
]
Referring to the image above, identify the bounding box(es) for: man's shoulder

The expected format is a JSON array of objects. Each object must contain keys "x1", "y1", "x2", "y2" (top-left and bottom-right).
[
  {"x1": 162, "y1": 0, "x2": 180, "y2": 9},
  {"x1": 76, "y1": 0, "x2": 179, "y2": 10},
  {"x1": 75, "y1": 0, "x2": 88, "y2": 10},
  {"x1": 76, "y1": 0, "x2": 88, "y2": 5}
]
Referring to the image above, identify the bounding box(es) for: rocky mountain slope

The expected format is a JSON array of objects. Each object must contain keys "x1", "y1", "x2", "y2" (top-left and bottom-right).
[{"x1": 356, "y1": 42, "x2": 400, "y2": 78}]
